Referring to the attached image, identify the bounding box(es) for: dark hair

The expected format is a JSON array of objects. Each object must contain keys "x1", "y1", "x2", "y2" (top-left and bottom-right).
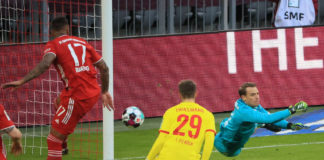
[
  {"x1": 238, "y1": 82, "x2": 256, "y2": 96},
  {"x1": 178, "y1": 80, "x2": 196, "y2": 99},
  {"x1": 50, "y1": 16, "x2": 69, "y2": 32}
]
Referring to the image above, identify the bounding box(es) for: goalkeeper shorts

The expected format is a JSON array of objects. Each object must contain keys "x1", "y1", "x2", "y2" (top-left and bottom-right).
[{"x1": 214, "y1": 133, "x2": 242, "y2": 157}]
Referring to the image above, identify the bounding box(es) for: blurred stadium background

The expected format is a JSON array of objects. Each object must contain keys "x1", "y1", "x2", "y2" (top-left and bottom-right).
[{"x1": 1, "y1": 0, "x2": 324, "y2": 159}]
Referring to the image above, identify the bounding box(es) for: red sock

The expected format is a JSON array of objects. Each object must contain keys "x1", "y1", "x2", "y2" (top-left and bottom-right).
[{"x1": 47, "y1": 134, "x2": 63, "y2": 160}]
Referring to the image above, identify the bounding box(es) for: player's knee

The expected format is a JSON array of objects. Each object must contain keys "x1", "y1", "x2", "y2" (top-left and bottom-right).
[{"x1": 50, "y1": 127, "x2": 67, "y2": 140}]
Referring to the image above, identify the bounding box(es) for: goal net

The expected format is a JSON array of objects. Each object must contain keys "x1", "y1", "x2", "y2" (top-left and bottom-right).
[{"x1": 0, "y1": 0, "x2": 104, "y2": 159}]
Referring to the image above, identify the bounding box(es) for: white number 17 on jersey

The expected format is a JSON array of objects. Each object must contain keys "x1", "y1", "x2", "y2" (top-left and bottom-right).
[{"x1": 68, "y1": 43, "x2": 86, "y2": 67}]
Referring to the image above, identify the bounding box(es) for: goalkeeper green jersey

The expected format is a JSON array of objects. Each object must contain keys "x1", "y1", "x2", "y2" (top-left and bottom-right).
[{"x1": 215, "y1": 98, "x2": 291, "y2": 151}]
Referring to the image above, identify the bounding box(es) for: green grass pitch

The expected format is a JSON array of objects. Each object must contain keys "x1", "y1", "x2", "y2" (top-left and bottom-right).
[{"x1": 5, "y1": 106, "x2": 324, "y2": 160}]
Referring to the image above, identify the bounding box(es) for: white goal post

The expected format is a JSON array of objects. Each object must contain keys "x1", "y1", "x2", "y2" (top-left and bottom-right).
[{"x1": 102, "y1": 0, "x2": 114, "y2": 160}]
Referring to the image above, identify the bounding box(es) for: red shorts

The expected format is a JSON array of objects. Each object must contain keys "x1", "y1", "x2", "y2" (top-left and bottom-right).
[
  {"x1": 0, "y1": 105, "x2": 14, "y2": 130},
  {"x1": 51, "y1": 94, "x2": 100, "y2": 135},
  {"x1": 0, "y1": 104, "x2": 15, "y2": 160}
]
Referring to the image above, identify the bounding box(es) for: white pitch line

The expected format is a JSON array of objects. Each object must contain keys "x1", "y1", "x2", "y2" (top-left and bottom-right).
[
  {"x1": 115, "y1": 141, "x2": 324, "y2": 160},
  {"x1": 242, "y1": 141, "x2": 324, "y2": 150},
  {"x1": 116, "y1": 157, "x2": 146, "y2": 160}
]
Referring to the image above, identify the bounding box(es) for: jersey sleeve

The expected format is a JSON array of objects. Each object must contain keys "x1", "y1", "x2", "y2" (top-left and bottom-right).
[
  {"x1": 87, "y1": 44, "x2": 102, "y2": 64},
  {"x1": 201, "y1": 131, "x2": 214, "y2": 160},
  {"x1": 43, "y1": 41, "x2": 57, "y2": 57},
  {"x1": 258, "y1": 105, "x2": 269, "y2": 114},
  {"x1": 158, "y1": 110, "x2": 172, "y2": 135},
  {"x1": 205, "y1": 112, "x2": 216, "y2": 135},
  {"x1": 240, "y1": 106, "x2": 291, "y2": 124},
  {"x1": 0, "y1": 105, "x2": 14, "y2": 132},
  {"x1": 272, "y1": 119, "x2": 289, "y2": 128},
  {"x1": 258, "y1": 105, "x2": 289, "y2": 128},
  {"x1": 146, "y1": 130, "x2": 168, "y2": 160}
]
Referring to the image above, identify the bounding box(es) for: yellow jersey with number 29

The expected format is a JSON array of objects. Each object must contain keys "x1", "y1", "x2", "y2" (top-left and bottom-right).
[{"x1": 156, "y1": 102, "x2": 216, "y2": 160}]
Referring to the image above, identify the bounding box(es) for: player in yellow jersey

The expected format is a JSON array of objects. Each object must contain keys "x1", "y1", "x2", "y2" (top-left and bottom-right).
[{"x1": 146, "y1": 79, "x2": 216, "y2": 160}]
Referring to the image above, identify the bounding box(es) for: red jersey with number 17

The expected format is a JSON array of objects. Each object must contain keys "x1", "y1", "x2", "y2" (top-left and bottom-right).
[{"x1": 43, "y1": 35, "x2": 102, "y2": 100}]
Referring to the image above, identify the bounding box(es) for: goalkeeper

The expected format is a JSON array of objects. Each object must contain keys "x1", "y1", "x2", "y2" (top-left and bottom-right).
[{"x1": 214, "y1": 82, "x2": 308, "y2": 157}]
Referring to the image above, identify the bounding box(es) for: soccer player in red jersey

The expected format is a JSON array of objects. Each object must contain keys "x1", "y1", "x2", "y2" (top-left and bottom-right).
[
  {"x1": 0, "y1": 104, "x2": 22, "y2": 160},
  {"x1": 1, "y1": 16, "x2": 114, "y2": 160}
]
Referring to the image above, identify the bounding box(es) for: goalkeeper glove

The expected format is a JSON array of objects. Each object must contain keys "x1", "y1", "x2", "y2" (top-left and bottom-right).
[
  {"x1": 288, "y1": 101, "x2": 308, "y2": 114},
  {"x1": 287, "y1": 123, "x2": 309, "y2": 130}
]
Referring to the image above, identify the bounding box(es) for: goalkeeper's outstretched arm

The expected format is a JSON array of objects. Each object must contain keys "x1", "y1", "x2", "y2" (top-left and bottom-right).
[
  {"x1": 258, "y1": 101, "x2": 308, "y2": 130},
  {"x1": 258, "y1": 106, "x2": 289, "y2": 129},
  {"x1": 261, "y1": 122, "x2": 309, "y2": 132},
  {"x1": 244, "y1": 101, "x2": 308, "y2": 124}
]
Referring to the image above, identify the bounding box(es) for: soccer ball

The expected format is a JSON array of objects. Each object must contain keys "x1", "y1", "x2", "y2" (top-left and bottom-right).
[{"x1": 122, "y1": 106, "x2": 145, "y2": 128}]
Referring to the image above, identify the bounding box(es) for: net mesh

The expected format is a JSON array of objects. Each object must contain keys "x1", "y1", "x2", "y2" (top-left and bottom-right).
[{"x1": 0, "y1": 0, "x2": 103, "y2": 159}]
